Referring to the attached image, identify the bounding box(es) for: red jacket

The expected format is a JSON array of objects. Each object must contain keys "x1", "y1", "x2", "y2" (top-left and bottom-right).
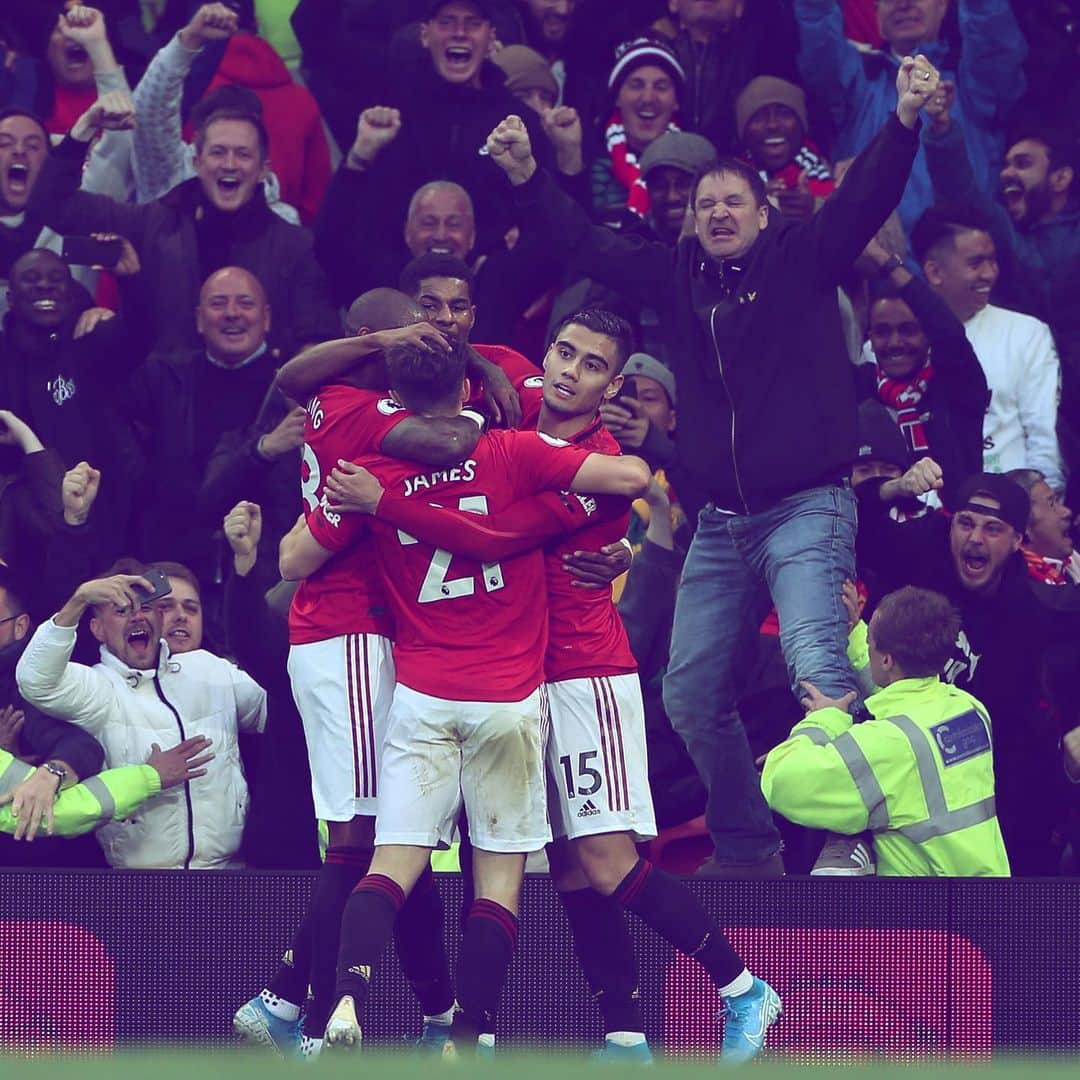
[{"x1": 196, "y1": 34, "x2": 330, "y2": 225}]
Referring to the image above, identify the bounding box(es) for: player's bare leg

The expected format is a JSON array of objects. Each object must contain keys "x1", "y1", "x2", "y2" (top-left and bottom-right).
[{"x1": 325, "y1": 844, "x2": 434, "y2": 1051}]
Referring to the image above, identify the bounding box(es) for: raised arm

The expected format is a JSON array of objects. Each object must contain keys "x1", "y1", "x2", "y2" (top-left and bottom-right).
[
  {"x1": 486, "y1": 116, "x2": 673, "y2": 309},
  {"x1": 957, "y1": 0, "x2": 1027, "y2": 125},
  {"x1": 28, "y1": 92, "x2": 145, "y2": 241},
  {"x1": 798, "y1": 56, "x2": 935, "y2": 281},
  {"x1": 1017, "y1": 322, "x2": 1065, "y2": 493},
  {"x1": 132, "y1": 5, "x2": 238, "y2": 201},
  {"x1": 793, "y1": 0, "x2": 866, "y2": 133}
]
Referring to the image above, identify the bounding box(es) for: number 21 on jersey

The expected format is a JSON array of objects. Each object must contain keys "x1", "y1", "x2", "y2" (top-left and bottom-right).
[{"x1": 397, "y1": 495, "x2": 505, "y2": 604}]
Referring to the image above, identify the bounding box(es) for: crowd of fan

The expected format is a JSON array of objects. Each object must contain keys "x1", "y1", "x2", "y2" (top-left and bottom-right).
[{"x1": 0, "y1": 0, "x2": 1078, "y2": 877}]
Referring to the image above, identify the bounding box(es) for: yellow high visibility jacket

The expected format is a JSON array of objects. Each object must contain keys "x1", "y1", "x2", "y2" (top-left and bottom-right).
[
  {"x1": 0, "y1": 751, "x2": 162, "y2": 838},
  {"x1": 762, "y1": 677, "x2": 1010, "y2": 877}
]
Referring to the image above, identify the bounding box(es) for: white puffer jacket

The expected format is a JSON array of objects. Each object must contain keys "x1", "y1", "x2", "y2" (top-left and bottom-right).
[{"x1": 16, "y1": 619, "x2": 266, "y2": 870}]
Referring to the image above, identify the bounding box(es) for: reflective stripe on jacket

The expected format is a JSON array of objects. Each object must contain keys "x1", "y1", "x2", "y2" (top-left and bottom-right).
[
  {"x1": 0, "y1": 750, "x2": 161, "y2": 838},
  {"x1": 762, "y1": 677, "x2": 1010, "y2": 876}
]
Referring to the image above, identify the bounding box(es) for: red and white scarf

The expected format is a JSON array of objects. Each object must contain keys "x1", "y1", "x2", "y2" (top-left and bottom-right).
[
  {"x1": 605, "y1": 109, "x2": 679, "y2": 218},
  {"x1": 876, "y1": 362, "x2": 933, "y2": 453},
  {"x1": 1022, "y1": 548, "x2": 1069, "y2": 585}
]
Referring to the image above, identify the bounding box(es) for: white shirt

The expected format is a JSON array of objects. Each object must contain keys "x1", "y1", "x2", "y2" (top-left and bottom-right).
[
  {"x1": 16, "y1": 620, "x2": 266, "y2": 870},
  {"x1": 964, "y1": 304, "x2": 1064, "y2": 491}
]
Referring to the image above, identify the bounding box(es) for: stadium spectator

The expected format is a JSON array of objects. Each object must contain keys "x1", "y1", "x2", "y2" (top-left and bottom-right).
[
  {"x1": 912, "y1": 204, "x2": 1064, "y2": 491},
  {"x1": 0, "y1": 564, "x2": 106, "y2": 867},
  {"x1": 42, "y1": 6, "x2": 101, "y2": 136},
  {"x1": 857, "y1": 467, "x2": 1080, "y2": 873},
  {"x1": 15, "y1": 563, "x2": 267, "y2": 869},
  {"x1": 27, "y1": 89, "x2": 337, "y2": 357},
  {"x1": 181, "y1": 7, "x2": 332, "y2": 224},
  {"x1": 493, "y1": 44, "x2": 559, "y2": 113},
  {"x1": 0, "y1": 108, "x2": 55, "y2": 315},
  {"x1": 763, "y1": 585, "x2": 1010, "y2": 877},
  {"x1": 131, "y1": 5, "x2": 303, "y2": 223},
  {"x1": 637, "y1": 131, "x2": 717, "y2": 246},
  {"x1": 599, "y1": 351, "x2": 678, "y2": 473},
  {"x1": 517, "y1": 0, "x2": 576, "y2": 89},
  {"x1": 127, "y1": 266, "x2": 303, "y2": 591},
  {"x1": 149, "y1": 561, "x2": 206, "y2": 655},
  {"x1": 651, "y1": 0, "x2": 800, "y2": 155},
  {"x1": 794, "y1": 0, "x2": 1027, "y2": 235},
  {"x1": 1005, "y1": 468, "x2": 1079, "y2": 585},
  {"x1": 486, "y1": 55, "x2": 944, "y2": 876},
  {"x1": 855, "y1": 234, "x2": 989, "y2": 505},
  {"x1": 591, "y1": 37, "x2": 686, "y2": 218},
  {"x1": 736, "y1": 76, "x2": 834, "y2": 223},
  {"x1": 0, "y1": 410, "x2": 64, "y2": 586}
]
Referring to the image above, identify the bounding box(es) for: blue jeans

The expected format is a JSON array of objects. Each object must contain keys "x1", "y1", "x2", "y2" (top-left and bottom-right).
[{"x1": 662, "y1": 482, "x2": 858, "y2": 865}]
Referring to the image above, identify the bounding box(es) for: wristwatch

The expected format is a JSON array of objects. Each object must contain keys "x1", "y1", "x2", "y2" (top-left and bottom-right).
[
  {"x1": 43, "y1": 761, "x2": 68, "y2": 794},
  {"x1": 879, "y1": 253, "x2": 904, "y2": 277}
]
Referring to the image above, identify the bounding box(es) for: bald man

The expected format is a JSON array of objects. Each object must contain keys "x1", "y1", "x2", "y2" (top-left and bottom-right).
[
  {"x1": 404, "y1": 181, "x2": 477, "y2": 262},
  {"x1": 127, "y1": 265, "x2": 306, "y2": 588}
]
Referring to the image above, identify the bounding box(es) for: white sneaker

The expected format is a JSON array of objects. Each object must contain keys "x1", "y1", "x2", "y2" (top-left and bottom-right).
[{"x1": 810, "y1": 834, "x2": 876, "y2": 876}]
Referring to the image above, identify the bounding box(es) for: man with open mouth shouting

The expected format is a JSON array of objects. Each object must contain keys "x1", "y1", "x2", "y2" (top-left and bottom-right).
[{"x1": 15, "y1": 560, "x2": 267, "y2": 871}]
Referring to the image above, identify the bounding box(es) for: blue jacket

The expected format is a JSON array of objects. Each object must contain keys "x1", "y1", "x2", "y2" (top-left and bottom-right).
[{"x1": 794, "y1": 0, "x2": 1027, "y2": 235}]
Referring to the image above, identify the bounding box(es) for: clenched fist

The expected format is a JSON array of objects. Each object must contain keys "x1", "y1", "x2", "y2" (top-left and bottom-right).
[
  {"x1": 224, "y1": 501, "x2": 262, "y2": 574},
  {"x1": 58, "y1": 6, "x2": 108, "y2": 46},
  {"x1": 348, "y1": 107, "x2": 402, "y2": 170},
  {"x1": 62, "y1": 461, "x2": 102, "y2": 526},
  {"x1": 880, "y1": 456, "x2": 944, "y2": 503},
  {"x1": 71, "y1": 90, "x2": 136, "y2": 142},
  {"x1": 485, "y1": 115, "x2": 536, "y2": 186},
  {"x1": 540, "y1": 106, "x2": 583, "y2": 174},
  {"x1": 180, "y1": 3, "x2": 239, "y2": 50}
]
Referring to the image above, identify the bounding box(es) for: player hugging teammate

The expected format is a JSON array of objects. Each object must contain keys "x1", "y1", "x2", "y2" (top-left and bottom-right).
[{"x1": 233, "y1": 300, "x2": 782, "y2": 1063}]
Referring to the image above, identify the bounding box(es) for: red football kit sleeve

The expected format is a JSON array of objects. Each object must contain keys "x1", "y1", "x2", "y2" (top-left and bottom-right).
[
  {"x1": 288, "y1": 386, "x2": 408, "y2": 645},
  {"x1": 361, "y1": 429, "x2": 591, "y2": 701}
]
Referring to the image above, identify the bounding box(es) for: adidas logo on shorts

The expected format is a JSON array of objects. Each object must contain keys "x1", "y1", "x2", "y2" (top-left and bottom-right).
[{"x1": 577, "y1": 800, "x2": 601, "y2": 819}]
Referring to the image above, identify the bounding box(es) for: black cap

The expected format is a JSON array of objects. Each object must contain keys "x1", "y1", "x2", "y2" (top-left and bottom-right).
[
  {"x1": 855, "y1": 400, "x2": 910, "y2": 471},
  {"x1": 953, "y1": 473, "x2": 1029, "y2": 534},
  {"x1": 425, "y1": 0, "x2": 494, "y2": 19}
]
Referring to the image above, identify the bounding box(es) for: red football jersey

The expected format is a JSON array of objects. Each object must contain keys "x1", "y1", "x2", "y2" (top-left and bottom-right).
[
  {"x1": 467, "y1": 343, "x2": 540, "y2": 425},
  {"x1": 310, "y1": 429, "x2": 591, "y2": 701},
  {"x1": 288, "y1": 385, "x2": 406, "y2": 645},
  {"x1": 543, "y1": 418, "x2": 637, "y2": 682}
]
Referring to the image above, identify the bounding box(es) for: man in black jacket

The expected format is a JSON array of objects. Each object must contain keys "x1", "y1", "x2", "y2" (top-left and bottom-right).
[
  {"x1": 0, "y1": 565, "x2": 106, "y2": 867},
  {"x1": 485, "y1": 54, "x2": 942, "y2": 875},
  {"x1": 26, "y1": 92, "x2": 337, "y2": 359}
]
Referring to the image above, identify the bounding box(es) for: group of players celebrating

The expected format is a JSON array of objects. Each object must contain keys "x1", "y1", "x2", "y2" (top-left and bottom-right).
[{"x1": 229, "y1": 286, "x2": 781, "y2": 1064}]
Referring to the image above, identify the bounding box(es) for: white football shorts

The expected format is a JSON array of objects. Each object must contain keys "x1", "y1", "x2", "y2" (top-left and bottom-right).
[
  {"x1": 376, "y1": 683, "x2": 551, "y2": 853},
  {"x1": 546, "y1": 673, "x2": 657, "y2": 842},
  {"x1": 287, "y1": 633, "x2": 395, "y2": 821}
]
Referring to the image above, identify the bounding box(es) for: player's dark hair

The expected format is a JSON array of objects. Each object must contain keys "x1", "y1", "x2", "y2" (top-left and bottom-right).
[
  {"x1": 692, "y1": 156, "x2": 769, "y2": 210},
  {"x1": 399, "y1": 254, "x2": 475, "y2": 301},
  {"x1": 550, "y1": 308, "x2": 636, "y2": 372},
  {"x1": 346, "y1": 287, "x2": 424, "y2": 334},
  {"x1": 871, "y1": 586, "x2": 960, "y2": 678},
  {"x1": 911, "y1": 203, "x2": 994, "y2": 264},
  {"x1": 148, "y1": 561, "x2": 202, "y2": 598},
  {"x1": 386, "y1": 339, "x2": 469, "y2": 412},
  {"x1": 193, "y1": 107, "x2": 270, "y2": 161}
]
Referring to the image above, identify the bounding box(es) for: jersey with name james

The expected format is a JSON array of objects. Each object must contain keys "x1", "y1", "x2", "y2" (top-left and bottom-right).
[
  {"x1": 288, "y1": 385, "x2": 405, "y2": 646},
  {"x1": 313, "y1": 429, "x2": 591, "y2": 701}
]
